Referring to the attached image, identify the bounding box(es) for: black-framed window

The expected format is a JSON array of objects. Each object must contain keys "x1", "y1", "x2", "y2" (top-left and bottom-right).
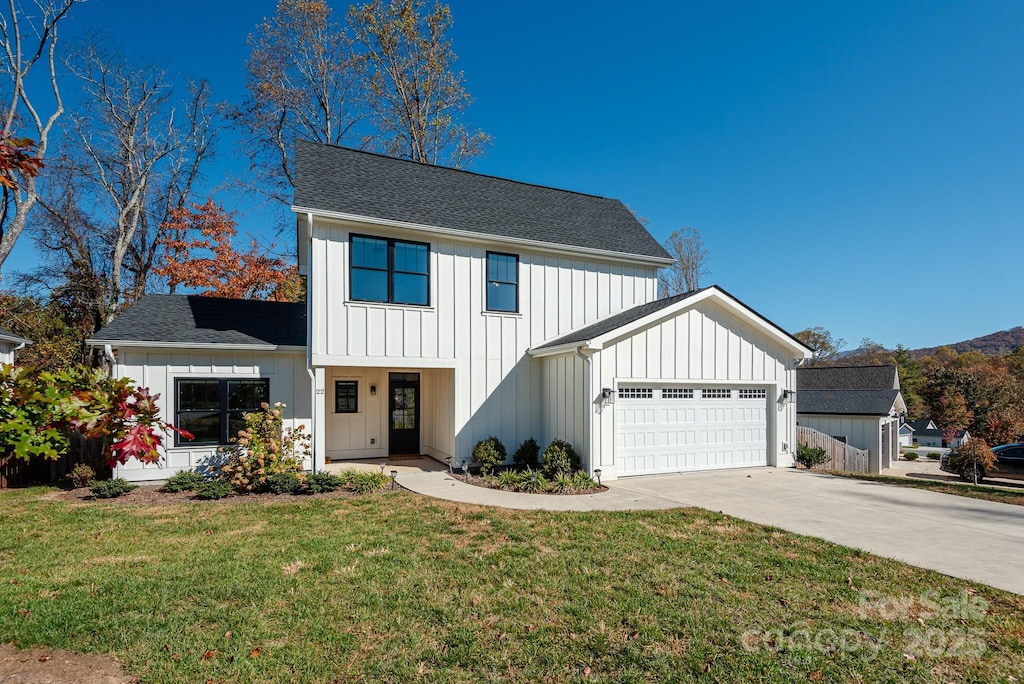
[
  {"x1": 486, "y1": 251, "x2": 518, "y2": 312},
  {"x1": 350, "y1": 234, "x2": 429, "y2": 305},
  {"x1": 335, "y1": 380, "x2": 358, "y2": 413},
  {"x1": 175, "y1": 378, "x2": 269, "y2": 446}
]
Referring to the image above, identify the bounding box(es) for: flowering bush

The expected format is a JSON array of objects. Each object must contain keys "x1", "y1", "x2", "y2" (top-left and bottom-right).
[
  {"x1": 0, "y1": 364, "x2": 189, "y2": 467},
  {"x1": 220, "y1": 402, "x2": 310, "y2": 493}
]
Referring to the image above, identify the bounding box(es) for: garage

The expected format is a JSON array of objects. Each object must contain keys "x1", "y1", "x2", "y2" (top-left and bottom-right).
[
  {"x1": 615, "y1": 385, "x2": 769, "y2": 476},
  {"x1": 529, "y1": 286, "x2": 813, "y2": 481}
]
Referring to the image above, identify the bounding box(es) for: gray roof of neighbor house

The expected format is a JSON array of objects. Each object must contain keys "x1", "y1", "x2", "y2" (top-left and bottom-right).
[
  {"x1": 797, "y1": 365, "x2": 900, "y2": 391},
  {"x1": 907, "y1": 419, "x2": 936, "y2": 432},
  {"x1": 89, "y1": 295, "x2": 306, "y2": 348},
  {"x1": 293, "y1": 140, "x2": 673, "y2": 262},
  {"x1": 797, "y1": 389, "x2": 903, "y2": 416},
  {"x1": 0, "y1": 327, "x2": 30, "y2": 344}
]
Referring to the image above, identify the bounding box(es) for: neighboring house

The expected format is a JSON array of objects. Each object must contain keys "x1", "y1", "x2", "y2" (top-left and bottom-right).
[
  {"x1": 910, "y1": 418, "x2": 970, "y2": 448},
  {"x1": 898, "y1": 422, "x2": 915, "y2": 448},
  {"x1": 0, "y1": 328, "x2": 31, "y2": 365},
  {"x1": 90, "y1": 141, "x2": 813, "y2": 482},
  {"x1": 796, "y1": 365, "x2": 907, "y2": 473}
]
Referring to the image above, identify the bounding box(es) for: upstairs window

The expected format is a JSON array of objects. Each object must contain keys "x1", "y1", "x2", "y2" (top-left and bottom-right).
[
  {"x1": 350, "y1": 235, "x2": 429, "y2": 306},
  {"x1": 486, "y1": 252, "x2": 519, "y2": 312},
  {"x1": 176, "y1": 378, "x2": 269, "y2": 446}
]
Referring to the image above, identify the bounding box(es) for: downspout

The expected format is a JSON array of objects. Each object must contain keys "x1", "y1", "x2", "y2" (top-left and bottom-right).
[
  {"x1": 305, "y1": 211, "x2": 317, "y2": 474},
  {"x1": 575, "y1": 345, "x2": 593, "y2": 475},
  {"x1": 103, "y1": 344, "x2": 117, "y2": 370},
  {"x1": 13, "y1": 341, "x2": 26, "y2": 352}
]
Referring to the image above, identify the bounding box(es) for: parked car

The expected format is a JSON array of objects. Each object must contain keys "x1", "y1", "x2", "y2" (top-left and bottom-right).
[{"x1": 940, "y1": 443, "x2": 1024, "y2": 483}]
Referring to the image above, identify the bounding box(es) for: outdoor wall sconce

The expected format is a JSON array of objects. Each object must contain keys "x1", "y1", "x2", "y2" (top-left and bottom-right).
[
  {"x1": 390, "y1": 469, "x2": 398, "y2": 490},
  {"x1": 601, "y1": 387, "x2": 613, "y2": 400},
  {"x1": 780, "y1": 389, "x2": 796, "y2": 404},
  {"x1": 370, "y1": 384, "x2": 377, "y2": 396},
  {"x1": 594, "y1": 469, "x2": 602, "y2": 487}
]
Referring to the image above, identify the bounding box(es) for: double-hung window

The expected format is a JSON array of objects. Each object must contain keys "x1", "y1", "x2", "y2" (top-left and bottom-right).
[
  {"x1": 486, "y1": 251, "x2": 519, "y2": 313},
  {"x1": 350, "y1": 235, "x2": 429, "y2": 305},
  {"x1": 175, "y1": 378, "x2": 269, "y2": 446}
]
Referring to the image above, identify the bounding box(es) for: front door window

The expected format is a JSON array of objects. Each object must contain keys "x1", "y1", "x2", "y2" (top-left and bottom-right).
[{"x1": 389, "y1": 373, "x2": 420, "y2": 455}]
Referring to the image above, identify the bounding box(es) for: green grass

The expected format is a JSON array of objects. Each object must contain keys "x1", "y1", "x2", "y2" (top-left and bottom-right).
[
  {"x1": 1, "y1": 488, "x2": 1023, "y2": 682},
  {"x1": 831, "y1": 471, "x2": 1024, "y2": 507}
]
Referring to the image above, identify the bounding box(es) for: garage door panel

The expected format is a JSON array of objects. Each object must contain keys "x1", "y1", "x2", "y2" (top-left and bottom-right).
[{"x1": 616, "y1": 385, "x2": 769, "y2": 476}]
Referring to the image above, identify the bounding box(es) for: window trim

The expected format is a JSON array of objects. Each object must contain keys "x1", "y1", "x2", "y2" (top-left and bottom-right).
[
  {"x1": 485, "y1": 251, "x2": 519, "y2": 313},
  {"x1": 334, "y1": 380, "x2": 359, "y2": 414},
  {"x1": 174, "y1": 378, "x2": 270, "y2": 447},
  {"x1": 349, "y1": 233, "x2": 431, "y2": 306}
]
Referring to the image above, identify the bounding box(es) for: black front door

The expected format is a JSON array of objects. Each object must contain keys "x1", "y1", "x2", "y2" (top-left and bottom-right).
[{"x1": 388, "y1": 373, "x2": 420, "y2": 456}]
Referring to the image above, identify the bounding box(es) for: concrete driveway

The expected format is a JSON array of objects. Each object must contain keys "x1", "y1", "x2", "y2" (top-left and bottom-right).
[{"x1": 612, "y1": 468, "x2": 1024, "y2": 595}]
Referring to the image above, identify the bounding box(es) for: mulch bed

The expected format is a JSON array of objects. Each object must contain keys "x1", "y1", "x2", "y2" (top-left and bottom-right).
[
  {"x1": 39, "y1": 483, "x2": 400, "y2": 506},
  {"x1": 459, "y1": 473, "x2": 607, "y2": 496}
]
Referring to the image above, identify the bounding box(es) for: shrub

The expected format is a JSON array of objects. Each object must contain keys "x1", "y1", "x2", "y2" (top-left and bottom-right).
[
  {"x1": 926, "y1": 452, "x2": 941, "y2": 460},
  {"x1": 948, "y1": 438, "x2": 997, "y2": 484},
  {"x1": 796, "y1": 443, "x2": 828, "y2": 469},
  {"x1": 517, "y1": 468, "x2": 548, "y2": 493},
  {"x1": 266, "y1": 471, "x2": 303, "y2": 495},
  {"x1": 903, "y1": 453, "x2": 919, "y2": 461},
  {"x1": 305, "y1": 472, "x2": 345, "y2": 494},
  {"x1": 89, "y1": 478, "x2": 137, "y2": 499},
  {"x1": 195, "y1": 480, "x2": 233, "y2": 500},
  {"x1": 70, "y1": 464, "x2": 96, "y2": 489},
  {"x1": 220, "y1": 402, "x2": 309, "y2": 493},
  {"x1": 512, "y1": 438, "x2": 540, "y2": 467},
  {"x1": 162, "y1": 470, "x2": 205, "y2": 493},
  {"x1": 473, "y1": 436, "x2": 507, "y2": 475},
  {"x1": 342, "y1": 470, "x2": 390, "y2": 494},
  {"x1": 571, "y1": 471, "x2": 599, "y2": 491},
  {"x1": 541, "y1": 439, "x2": 580, "y2": 477},
  {"x1": 491, "y1": 469, "x2": 523, "y2": 491}
]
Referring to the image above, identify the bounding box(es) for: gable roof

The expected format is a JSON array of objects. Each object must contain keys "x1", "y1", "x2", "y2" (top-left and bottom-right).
[
  {"x1": 533, "y1": 288, "x2": 708, "y2": 351},
  {"x1": 88, "y1": 295, "x2": 306, "y2": 349},
  {"x1": 293, "y1": 140, "x2": 673, "y2": 263},
  {"x1": 797, "y1": 389, "x2": 903, "y2": 416},
  {"x1": 530, "y1": 285, "x2": 813, "y2": 356},
  {"x1": 797, "y1": 365, "x2": 900, "y2": 391},
  {"x1": 907, "y1": 419, "x2": 936, "y2": 432},
  {"x1": 0, "y1": 328, "x2": 30, "y2": 345}
]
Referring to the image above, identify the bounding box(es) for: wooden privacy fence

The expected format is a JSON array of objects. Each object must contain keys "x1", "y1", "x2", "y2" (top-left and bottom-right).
[
  {"x1": 797, "y1": 426, "x2": 870, "y2": 473},
  {"x1": 0, "y1": 433, "x2": 108, "y2": 488}
]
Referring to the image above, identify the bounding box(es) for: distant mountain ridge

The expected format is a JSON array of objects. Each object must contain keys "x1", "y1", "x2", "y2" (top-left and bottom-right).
[{"x1": 912, "y1": 326, "x2": 1024, "y2": 357}]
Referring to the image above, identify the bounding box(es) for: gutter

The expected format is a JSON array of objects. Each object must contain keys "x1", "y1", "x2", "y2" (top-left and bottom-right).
[
  {"x1": 575, "y1": 345, "x2": 594, "y2": 476},
  {"x1": 291, "y1": 206, "x2": 676, "y2": 268},
  {"x1": 84, "y1": 339, "x2": 307, "y2": 353}
]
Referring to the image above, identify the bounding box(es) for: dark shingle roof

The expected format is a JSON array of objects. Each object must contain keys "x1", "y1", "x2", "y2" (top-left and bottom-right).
[
  {"x1": 293, "y1": 140, "x2": 672, "y2": 262},
  {"x1": 797, "y1": 389, "x2": 902, "y2": 416},
  {"x1": 0, "y1": 328, "x2": 30, "y2": 344},
  {"x1": 797, "y1": 365, "x2": 899, "y2": 391},
  {"x1": 534, "y1": 289, "x2": 709, "y2": 350},
  {"x1": 907, "y1": 419, "x2": 935, "y2": 432},
  {"x1": 90, "y1": 295, "x2": 306, "y2": 347}
]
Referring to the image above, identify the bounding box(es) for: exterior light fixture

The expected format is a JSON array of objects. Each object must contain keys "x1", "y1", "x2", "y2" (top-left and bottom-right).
[
  {"x1": 461, "y1": 460, "x2": 469, "y2": 481},
  {"x1": 390, "y1": 469, "x2": 398, "y2": 489},
  {"x1": 379, "y1": 462, "x2": 387, "y2": 474},
  {"x1": 594, "y1": 469, "x2": 602, "y2": 486},
  {"x1": 446, "y1": 456, "x2": 453, "y2": 474},
  {"x1": 781, "y1": 389, "x2": 796, "y2": 404},
  {"x1": 601, "y1": 387, "x2": 613, "y2": 400},
  {"x1": 370, "y1": 384, "x2": 377, "y2": 396}
]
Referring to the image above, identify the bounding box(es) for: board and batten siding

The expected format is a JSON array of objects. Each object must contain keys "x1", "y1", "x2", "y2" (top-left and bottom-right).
[
  {"x1": 0, "y1": 341, "x2": 13, "y2": 365},
  {"x1": 306, "y1": 216, "x2": 659, "y2": 462},
  {"x1": 112, "y1": 349, "x2": 312, "y2": 482},
  {"x1": 541, "y1": 297, "x2": 800, "y2": 479},
  {"x1": 796, "y1": 414, "x2": 897, "y2": 472}
]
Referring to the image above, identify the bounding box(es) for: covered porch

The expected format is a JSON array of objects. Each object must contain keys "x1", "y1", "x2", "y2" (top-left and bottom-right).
[{"x1": 312, "y1": 365, "x2": 455, "y2": 469}]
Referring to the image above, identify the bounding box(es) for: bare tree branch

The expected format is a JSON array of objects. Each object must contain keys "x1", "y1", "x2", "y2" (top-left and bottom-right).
[{"x1": 658, "y1": 226, "x2": 710, "y2": 296}]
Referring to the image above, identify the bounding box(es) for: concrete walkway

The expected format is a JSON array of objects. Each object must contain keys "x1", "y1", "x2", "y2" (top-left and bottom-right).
[{"x1": 386, "y1": 460, "x2": 1024, "y2": 595}]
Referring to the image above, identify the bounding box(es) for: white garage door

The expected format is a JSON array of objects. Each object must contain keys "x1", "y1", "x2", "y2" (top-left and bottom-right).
[{"x1": 615, "y1": 385, "x2": 769, "y2": 476}]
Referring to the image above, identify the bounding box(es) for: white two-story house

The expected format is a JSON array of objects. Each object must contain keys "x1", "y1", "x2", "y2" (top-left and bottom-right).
[
  {"x1": 90, "y1": 141, "x2": 811, "y2": 482},
  {"x1": 0, "y1": 328, "x2": 30, "y2": 365}
]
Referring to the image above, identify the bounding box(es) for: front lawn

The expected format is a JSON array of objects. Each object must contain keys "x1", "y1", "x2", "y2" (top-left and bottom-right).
[
  {"x1": 830, "y1": 471, "x2": 1024, "y2": 507},
  {"x1": 1, "y1": 488, "x2": 1022, "y2": 682}
]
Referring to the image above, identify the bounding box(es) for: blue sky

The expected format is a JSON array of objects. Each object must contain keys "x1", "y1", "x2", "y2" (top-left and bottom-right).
[{"x1": 6, "y1": 0, "x2": 1022, "y2": 350}]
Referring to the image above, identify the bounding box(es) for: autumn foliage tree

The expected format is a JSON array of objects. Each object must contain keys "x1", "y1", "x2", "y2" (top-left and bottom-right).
[
  {"x1": 155, "y1": 199, "x2": 297, "y2": 301},
  {"x1": 0, "y1": 134, "x2": 43, "y2": 189}
]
